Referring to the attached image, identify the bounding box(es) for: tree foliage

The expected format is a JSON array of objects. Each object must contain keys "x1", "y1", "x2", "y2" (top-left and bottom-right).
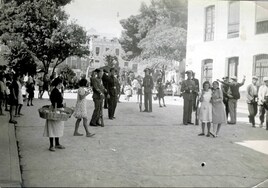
[
  {"x1": 57, "y1": 64, "x2": 76, "y2": 79},
  {"x1": 0, "y1": 0, "x2": 89, "y2": 75},
  {"x1": 119, "y1": 0, "x2": 187, "y2": 62}
]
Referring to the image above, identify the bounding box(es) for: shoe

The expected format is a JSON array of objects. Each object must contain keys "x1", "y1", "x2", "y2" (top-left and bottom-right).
[
  {"x1": 74, "y1": 132, "x2": 83, "y2": 136},
  {"x1": 163, "y1": 105, "x2": 166, "y2": 107},
  {"x1": 86, "y1": 133, "x2": 95, "y2": 137},
  {"x1": 198, "y1": 133, "x2": 205, "y2": 136},
  {"x1": 183, "y1": 123, "x2": 188, "y2": 125},
  {"x1": 209, "y1": 132, "x2": 216, "y2": 137},
  {"x1": 109, "y1": 117, "x2": 113, "y2": 120},
  {"x1": 55, "y1": 145, "x2": 65, "y2": 149},
  {"x1": 27, "y1": 104, "x2": 30, "y2": 106},
  {"x1": 159, "y1": 105, "x2": 162, "y2": 107},
  {"x1": 18, "y1": 113, "x2": 24, "y2": 116},
  {"x1": 252, "y1": 125, "x2": 256, "y2": 128},
  {"x1": 112, "y1": 117, "x2": 116, "y2": 119},
  {"x1": 49, "y1": 147, "x2": 56, "y2": 152},
  {"x1": 188, "y1": 122, "x2": 194, "y2": 125},
  {"x1": 143, "y1": 110, "x2": 148, "y2": 112},
  {"x1": 206, "y1": 134, "x2": 210, "y2": 137},
  {"x1": 9, "y1": 120, "x2": 17, "y2": 124},
  {"x1": 31, "y1": 104, "x2": 34, "y2": 106},
  {"x1": 89, "y1": 122, "x2": 98, "y2": 126},
  {"x1": 227, "y1": 121, "x2": 235, "y2": 125}
]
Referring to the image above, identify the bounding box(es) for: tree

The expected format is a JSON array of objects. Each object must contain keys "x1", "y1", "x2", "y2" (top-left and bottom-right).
[
  {"x1": 0, "y1": 0, "x2": 89, "y2": 75},
  {"x1": 57, "y1": 64, "x2": 75, "y2": 80}
]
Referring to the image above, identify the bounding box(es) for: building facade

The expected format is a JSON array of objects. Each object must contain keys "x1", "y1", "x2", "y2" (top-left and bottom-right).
[{"x1": 186, "y1": 0, "x2": 268, "y2": 91}]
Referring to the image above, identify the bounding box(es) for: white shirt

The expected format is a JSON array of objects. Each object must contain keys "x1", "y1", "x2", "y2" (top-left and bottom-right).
[{"x1": 258, "y1": 84, "x2": 268, "y2": 105}]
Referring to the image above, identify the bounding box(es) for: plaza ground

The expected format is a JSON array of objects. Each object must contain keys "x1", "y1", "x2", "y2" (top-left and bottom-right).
[{"x1": 1, "y1": 93, "x2": 268, "y2": 187}]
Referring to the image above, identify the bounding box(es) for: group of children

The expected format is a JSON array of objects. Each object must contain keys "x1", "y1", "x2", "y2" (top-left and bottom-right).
[{"x1": 198, "y1": 81, "x2": 226, "y2": 137}]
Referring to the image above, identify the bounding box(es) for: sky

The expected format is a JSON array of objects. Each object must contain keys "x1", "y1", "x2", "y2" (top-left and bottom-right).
[{"x1": 64, "y1": 0, "x2": 151, "y2": 38}]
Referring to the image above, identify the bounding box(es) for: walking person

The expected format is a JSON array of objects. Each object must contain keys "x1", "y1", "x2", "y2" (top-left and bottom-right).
[
  {"x1": 156, "y1": 75, "x2": 166, "y2": 107},
  {"x1": 15, "y1": 75, "x2": 24, "y2": 117},
  {"x1": 40, "y1": 73, "x2": 50, "y2": 99},
  {"x1": 180, "y1": 70, "x2": 197, "y2": 125},
  {"x1": 43, "y1": 78, "x2": 66, "y2": 152},
  {"x1": 8, "y1": 74, "x2": 20, "y2": 124},
  {"x1": 73, "y1": 78, "x2": 95, "y2": 137},
  {"x1": 246, "y1": 76, "x2": 258, "y2": 127},
  {"x1": 107, "y1": 68, "x2": 119, "y2": 120},
  {"x1": 211, "y1": 81, "x2": 227, "y2": 137},
  {"x1": 221, "y1": 76, "x2": 230, "y2": 120},
  {"x1": 218, "y1": 76, "x2": 246, "y2": 124},
  {"x1": 0, "y1": 74, "x2": 6, "y2": 116},
  {"x1": 258, "y1": 77, "x2": 268, "y2": 128},
  {"x1": 198, "y1": 81, "x2": 212, "y2": 137},
  {"x1": 90, "y1": 69, "x2": 106, "y2": 127},
  {"x1": 142, "y1": 68, "x2": 154, "y2": 112}
]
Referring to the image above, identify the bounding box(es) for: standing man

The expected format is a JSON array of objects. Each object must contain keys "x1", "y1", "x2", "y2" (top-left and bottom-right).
[
  {"x1": 218, "y1": 75, "x2": 246, "y2": 124},
  {"x1": 192, "y1": 72, "x2": 199, "y2": 111},
  {"x1": 258, "y1": 77, "x2": 268, "y2": 128},
  {"x1": 142, "y1": 68, "x2": 154, "y2": 112},
  {"x1": 180, "y1": 70, "x2": 196, "y2": 125},
  {"x1": 102, "y1": 69, "x2": 109, "y2": 109},
  {"x1": 107, "y1": 68, "x2": 119, "y2": 120},
  {"x1": 246, "y1": 76, "x2": 258, "y2": 127},
  {"x1": 90, "y1": 69, "x2": 106, "y2": 127},
  {"x1": 221, "y1": 76, "x2": 230, "y2": 120}
]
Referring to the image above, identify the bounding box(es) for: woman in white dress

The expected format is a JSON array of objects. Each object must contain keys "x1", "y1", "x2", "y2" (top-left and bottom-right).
[
  {"x1": 73, "y1": 78, "x2": 95, "y2": 137},
  {"x1": 198, "y1": 81, "x2": 213, "y2": 137},
  {"x1": 43, "y1": 78, "x2": 65, "y2": 152}
]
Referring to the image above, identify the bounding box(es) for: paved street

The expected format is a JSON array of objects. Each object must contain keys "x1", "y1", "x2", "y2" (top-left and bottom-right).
[{"x1": 8, "y1": 93, "x2": 267, "y2": 187}]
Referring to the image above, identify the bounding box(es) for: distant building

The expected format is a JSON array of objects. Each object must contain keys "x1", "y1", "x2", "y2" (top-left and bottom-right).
[{"x1": 186, "y1": 0, "x2": 268, "y2": 90}]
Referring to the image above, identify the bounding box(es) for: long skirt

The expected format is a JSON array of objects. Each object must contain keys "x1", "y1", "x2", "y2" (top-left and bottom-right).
[
  {"x1": 212, "y1": 101, "x2": 227, "y2": 124},
  {"x1": 43, "y1": 119, "x2": 64, "y2": 137}
]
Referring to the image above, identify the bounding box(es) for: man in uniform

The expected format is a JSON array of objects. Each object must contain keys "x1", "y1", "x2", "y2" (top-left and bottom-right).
[
  {"x1": 180, "y1": 70, "x2": 196, "y2": 125},
  {"x1": 142, "y1": 68, "x2": 154, "y2": 112},
  {"x1": 221, "y1": 76, "x2": 230, "y2": 120},
  {"x1": 90, "y1": 69, "x2": 106, "y2": 127},
  {"x1": 192, "y1": 72, "x2": 199, "y2": 111},
  {"x1": 107, "y1": 68, "x2": 119, "y2": 120},
  {"x1": 102, "y1": 69, "x2": 109, "y2": 109}
]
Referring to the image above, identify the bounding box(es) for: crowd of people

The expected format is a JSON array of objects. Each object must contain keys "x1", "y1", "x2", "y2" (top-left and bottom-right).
[{"x1": 180, "y1": 70, "x2": 268, "y2": 139}]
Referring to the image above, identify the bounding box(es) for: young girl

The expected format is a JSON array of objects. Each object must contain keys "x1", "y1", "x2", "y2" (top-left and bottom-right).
[
  {"x1": 124, "y1": 84, "x2": 132, "y2": 101},
  {"x1": 26, "y1": 82, "x2": 35, "y2": 106},
  {"x1": 198, "y1": 81, "x2": 212, "y2": 137},
  {"x1": 73, "y1": 78, "x2": 95, "y2": 137},
  {"x1": 211, "y1": 81, "x2": 227, "y2": 137}
]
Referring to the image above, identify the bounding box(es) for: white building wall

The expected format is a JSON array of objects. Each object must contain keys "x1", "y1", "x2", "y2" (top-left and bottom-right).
[{"x1": 186, "y1": 0, "x2": 268, "y2": 91}]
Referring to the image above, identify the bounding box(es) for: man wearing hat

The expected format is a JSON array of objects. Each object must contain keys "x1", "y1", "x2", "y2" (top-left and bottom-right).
[
  {"x1": 142, "y1": 68, "x2": 154, "y2": 112},
  {"x1": 217, "y1": 75, "x2": 246, "y2": 124},
  {"x1": 246, "y1": 76, "x2": 259, "y2": 127},
  {"x1": 221, "y1": 76, "x2": 230, "y2": 119},
  {"x1": 107, "y1": 68, "x2": 120, "y2": 119},
  {"x1": 90, "y1": 69, "x2": 106, "y2": 127},
  {"x1": 180, "y1": 70, "x2": 197, "y2": 125},
  {"x1": 258, "y1": 76, "x2": 268, "y2": 129}
]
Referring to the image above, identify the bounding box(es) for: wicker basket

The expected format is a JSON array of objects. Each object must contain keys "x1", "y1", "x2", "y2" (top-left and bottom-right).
[{"x1": 38, "y1": 105, "x2": 74, "y2": 121}]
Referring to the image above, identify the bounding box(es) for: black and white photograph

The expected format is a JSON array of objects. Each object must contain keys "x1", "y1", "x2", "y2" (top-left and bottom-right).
[{"x1": 0, "y1": 0, "x2": 268, "y2": 187}]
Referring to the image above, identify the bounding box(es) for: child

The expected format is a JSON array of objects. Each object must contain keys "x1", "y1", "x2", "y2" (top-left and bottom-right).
[
  {"x1": 73, "y1": 78, "x2": 95, "y2": 137},
  {"x1": 198, "y1": 81, "x2": 212, "y2": 137},
  {"x1": 124, "y1": 84, "x2": 132, "y2": 101},
  {"x1": 27, "y1": 82, "x2": 35, "y2": 106}
]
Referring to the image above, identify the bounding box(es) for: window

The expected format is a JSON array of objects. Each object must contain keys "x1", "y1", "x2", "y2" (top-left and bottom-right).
[
  {"x1": 201, "y1": 59, "x2": 213, "y2": 84},
  {"x1": 124, "y1": 62, "x2": 129, "y2": 67},
  {"x1": 228, "y1": 2, "x2": 240, "y2": 38},
  {"x1": 227, "y1": 57, "x2": 239, "y2": 78},
  {"x1": 115, "y1": 49, "x2": 119, "y2": 56},
  {"x1": 95, "y1": 47, "x2": 100, "y2": 56},
  {"x1": 253, "y1": 54, "x2": 268, "y2": 83},
  {"x1": 256, "y1": 2, "x2": 268, "y2": 34},
  {"x1": 132, "y1": 64, "x2": 138, "y2": 72},
  {"x1": 204, "y1": 5, "x2": 215, "y2": 41}
]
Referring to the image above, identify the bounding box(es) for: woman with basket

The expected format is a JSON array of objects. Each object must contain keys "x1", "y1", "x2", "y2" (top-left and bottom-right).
[{"x1": 43, "y1": 78, "x2": 66, "y2": 152}]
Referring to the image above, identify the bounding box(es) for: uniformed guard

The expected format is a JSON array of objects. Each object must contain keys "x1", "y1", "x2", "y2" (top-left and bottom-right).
[
  {"x1": 107, "y1": 68, "x2": 119, "y2": 119},
  {"x1": 90, "y1": 69, "x2": 106, "y2": 127},
  {"x1": 181, "y1": 70, "x2": 197, "y2": 125},
  {"x1": 142, "y1": 68, "x2": 154, "y2": 112}
]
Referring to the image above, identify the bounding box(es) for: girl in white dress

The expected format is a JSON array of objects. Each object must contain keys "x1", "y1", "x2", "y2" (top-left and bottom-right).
[
  {"x1": 73, "y1": 79, "x2": 95, "y2": 137},
  {"x1": 198, "y1": 81, "x2": 212, "y2": 137}
]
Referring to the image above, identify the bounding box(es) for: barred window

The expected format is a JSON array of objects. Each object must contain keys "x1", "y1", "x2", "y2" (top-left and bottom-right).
[
  {"x1": 228, "y1": 57, "x2": 239, "y2": 78},
  {"x1": 253, "y1": 54, "x2": 268, "y2": 83},
  {"x1": 201, "y1": 59, "x2": 213, "y2": 84}
]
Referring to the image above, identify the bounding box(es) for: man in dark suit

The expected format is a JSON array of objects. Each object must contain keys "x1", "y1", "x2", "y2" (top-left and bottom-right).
[
  {"x1": 180, "y1": 70, "x2": 197, "y2": 125},
  {"x1": 142, "y1": 68, "x2": 154, "y2": 112},
  {"x1": 107, "y1": 68, "x2": 120, "y2": 120},
  {"x1": 102, "y1": 69, "x2": 109, "y2": 109},
  {"x1": 90, "y1": 69, "x2": 106, "y2": 127}
]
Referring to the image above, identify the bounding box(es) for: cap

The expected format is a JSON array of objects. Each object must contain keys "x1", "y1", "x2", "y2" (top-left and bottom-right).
[
  {"x1": 263, "y1": 77, "x2": 268, "y2": 82},
  {"x1": 94, "y1": 69, "x2": 101, "y2": 73},
  {"x1": 185, "y1": 70, "x2": 193, "y2": 74},
  {"x1": 222, "y1": 76, "x2": 229, "y2": 80},
  {"x1": 252, "y1": 76, "x2": 258, "y2": 80},
  {"x1": 144, "y1": 68, "x2": 150, "y2": 72},
  {"x1": 230, "y1": 76, "x2": 237, "y2": 80}
]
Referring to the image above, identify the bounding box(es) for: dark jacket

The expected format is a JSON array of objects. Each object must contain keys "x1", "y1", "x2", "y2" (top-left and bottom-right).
[
  {"x1": 107, "y1": 75, "x2": 119, "y2": 97},
  {"x1": 143, "y1": 75, "x2": 154, "y2": 94},
  {"x1": 92, "y1": 77, "x2": 105, "y2": 99},
  {"x1": 50, "y1": 88, "x2": 63, "y2": 108}
]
